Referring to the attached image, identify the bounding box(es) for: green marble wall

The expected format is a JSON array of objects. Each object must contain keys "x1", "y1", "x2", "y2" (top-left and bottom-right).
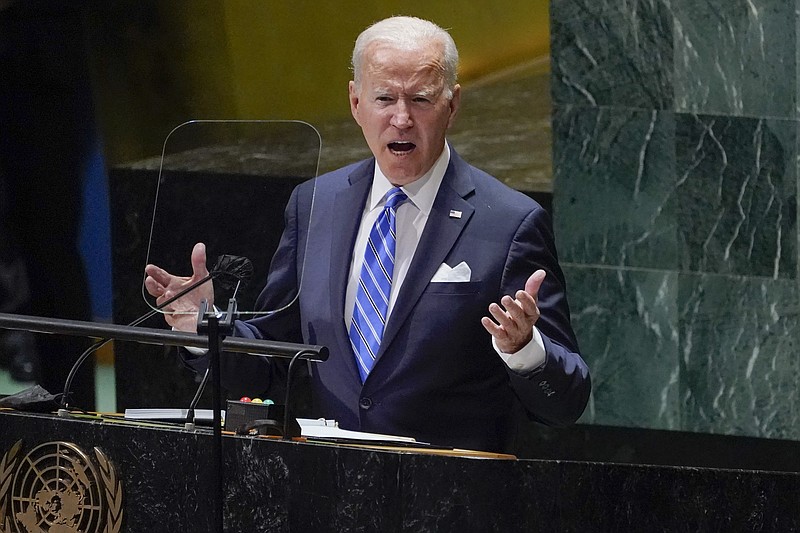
[{"x1": 551, "y1": 0, "x2": 800, "y2": 440}]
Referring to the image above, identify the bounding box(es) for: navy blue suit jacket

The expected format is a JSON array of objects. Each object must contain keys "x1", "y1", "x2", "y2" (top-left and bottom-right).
[{"x1": 206, "y1": 148, "x2": 590, "y2": 452}]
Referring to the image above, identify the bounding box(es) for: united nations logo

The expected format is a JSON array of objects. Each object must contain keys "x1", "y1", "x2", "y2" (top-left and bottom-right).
[{"x1": 0, "y1": 441, "x2": 123, "y2": 533}]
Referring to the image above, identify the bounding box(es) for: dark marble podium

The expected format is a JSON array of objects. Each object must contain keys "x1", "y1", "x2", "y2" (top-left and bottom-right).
[{"x1": 1, "y1": 409, "x2": 798, "y2": 532}]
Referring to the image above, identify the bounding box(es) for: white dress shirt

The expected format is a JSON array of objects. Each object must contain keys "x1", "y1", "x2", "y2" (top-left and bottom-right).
[{"x1": 344, "y1": 143, "x2": 546, "y2": 373}]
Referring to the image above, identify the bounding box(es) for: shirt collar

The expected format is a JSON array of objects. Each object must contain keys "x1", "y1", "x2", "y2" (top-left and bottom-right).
[{"x1": 368, "y1": 143, "x2": 450, "y2": 215}]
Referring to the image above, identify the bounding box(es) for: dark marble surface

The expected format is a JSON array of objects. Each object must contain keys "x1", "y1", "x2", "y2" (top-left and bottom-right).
[
  {"x1": 518, "y1": 422, "x2": 800, "y2": 474},
  {"x1": 551, "y1": 0, "x2": 800, "y2": 445},
  {"x1": 2, "y1": 410, "x2": 799, "y2": 532},
  {"x1": 672, "y1": 0, "x2": 796, "y2": 117},
  {"x1": 554, "y1": 108, "x2": 800, "y2": 439},
  {"x1": 675, "y1": 114, "x2": 796, "y2": 278},
  {"x1": 561, "y1": 265, "x2": 680, "y2": 431},
  {"x1": 678, "y1": 274, "x2": 800, "y2": 440},
  {"x1": 553, "y1": 105, "x2": 677, "y2": 269},
  {"x1": 551, "y1": 0, "x2": 673, "y2": 110}
]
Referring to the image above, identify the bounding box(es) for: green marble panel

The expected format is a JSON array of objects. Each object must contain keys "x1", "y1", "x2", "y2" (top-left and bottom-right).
[
  {"x1": 673, "y1": 0, "x2": 796, "y2": 117},
  {"x1": 551, "y1": 0, "x2": 800, "y2": 445},
  {"x1": 564, "y1": 265, "x2": 680, "y2": 430},
  {"x1": 551, "y1": 0, "x2": 672, "y2": 109},
  {"x1": 552, "y1": 105, "x2": 677, "y2": 269},
  {"x1": 675, "y1": 114, "x2": 796, "y2": 279},
  {"x1": 678, "y1": 274, "x2": 800, "y2": 440}
]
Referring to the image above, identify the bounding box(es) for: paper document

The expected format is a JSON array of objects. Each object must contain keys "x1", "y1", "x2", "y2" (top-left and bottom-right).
[
  {"x1": 296, "y1": 418, "x2": 416, "y2": 443},
  {"x1": 124, "y1": 408, "x2": 222, "y2": 423}
]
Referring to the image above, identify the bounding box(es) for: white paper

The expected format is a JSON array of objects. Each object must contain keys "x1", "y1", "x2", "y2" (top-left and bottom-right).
[{"x1": 296, "y1": 418, "x2": 416, "y2": 443}]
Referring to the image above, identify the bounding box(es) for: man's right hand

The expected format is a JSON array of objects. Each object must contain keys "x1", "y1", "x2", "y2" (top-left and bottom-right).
[{"x1": 144, "y1": 242, "x2": 214, "y2": 333}]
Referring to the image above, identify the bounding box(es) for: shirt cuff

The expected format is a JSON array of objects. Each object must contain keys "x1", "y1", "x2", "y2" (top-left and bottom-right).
[
  {"x1": 493, "y1": 326, "x2": 546, "y2": 374},
  {"x1": 172, "y1": 327, "x2": 208, "y2": 357}
]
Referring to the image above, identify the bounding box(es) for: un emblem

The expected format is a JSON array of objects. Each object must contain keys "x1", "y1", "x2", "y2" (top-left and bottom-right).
[{"x1": 0, "y1": 441, "x2": 123, "y2": 533}]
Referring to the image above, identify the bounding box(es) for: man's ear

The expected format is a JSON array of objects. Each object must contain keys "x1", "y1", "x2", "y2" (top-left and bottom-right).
[
  {"x1": 349, "y1": 81, "x2": 361, "y2": 125},
  {"x1": 447, "y1": 84, "x2": 461, "y2": 128}
]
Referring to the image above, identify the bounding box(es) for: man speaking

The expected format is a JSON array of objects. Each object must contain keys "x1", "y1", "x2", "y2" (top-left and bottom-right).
[{"x1": 145, "y1": 15, "x2": 590, "y2": 453}]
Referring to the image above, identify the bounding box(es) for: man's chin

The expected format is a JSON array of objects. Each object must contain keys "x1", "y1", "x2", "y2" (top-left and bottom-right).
[
  {"x1": 384, "y1": 168, "x2": 424, "y2": 186},
  {"x1": 375, "y1": 158, "x2": 421, "y2": 183}
]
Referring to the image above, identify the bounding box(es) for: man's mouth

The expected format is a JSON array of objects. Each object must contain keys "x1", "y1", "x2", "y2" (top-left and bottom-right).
[{"x1": 388, "y1": 141, "x2": 416, "y2": 154}]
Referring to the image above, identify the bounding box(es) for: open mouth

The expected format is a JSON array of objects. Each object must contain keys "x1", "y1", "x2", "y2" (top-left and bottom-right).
[{"x1": 388, "y1": 141, "x2": 416, "y2": 154}]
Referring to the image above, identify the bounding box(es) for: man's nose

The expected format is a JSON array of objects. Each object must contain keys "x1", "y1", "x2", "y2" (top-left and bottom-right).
[{"x1": 390, "y1": 100, "x2": 412, "y2": 129}]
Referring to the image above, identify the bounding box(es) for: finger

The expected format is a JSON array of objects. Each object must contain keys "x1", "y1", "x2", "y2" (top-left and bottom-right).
[
  {"x1": 481, "y1": 316, "x2": 504, "y2": 337},
  {"x1": 515, "y1": 290, "x2": 539, "y2": 318},
  {"x1": 143, "y1": 276, "x2": 165, "y2": 297},
  {"x1": 144, "y1": 264, "x2": 173, "y2": 286},
  {"x1": 524, "y1": 269, "x2": 546, "y2": 299},
  {"x1": 191, "y1": 242, "x2": 209, "y2": 279},
  {"x1": 503, "y1": 294, "x2": 529, "y2": 323},
  {"x1": 488, "y1": 301, "x2": 516, "y2": 331}
]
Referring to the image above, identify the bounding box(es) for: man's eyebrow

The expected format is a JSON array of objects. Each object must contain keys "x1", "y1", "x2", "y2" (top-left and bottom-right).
[
  {"x1": 368, "y1": 85, "x2": 439, "y2": 98},
  {"x1": 370, "y1": 86, "x2": 394, "y2": 95},
  {"x1": 413, "y1": 88, "x2": 437, "y2": 98}
]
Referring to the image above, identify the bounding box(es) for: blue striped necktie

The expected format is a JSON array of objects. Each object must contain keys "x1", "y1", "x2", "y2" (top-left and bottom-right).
[{"x1": 349, "y1": 187, "x2": 408, "y2": 383}]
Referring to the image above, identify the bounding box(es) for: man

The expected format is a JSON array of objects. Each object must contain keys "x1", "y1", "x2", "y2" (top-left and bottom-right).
[{"x1": 145, "y1": 16, "x2": 590, "y2": 452}]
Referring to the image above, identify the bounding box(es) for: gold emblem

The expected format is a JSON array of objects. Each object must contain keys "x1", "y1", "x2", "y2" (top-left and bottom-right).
[{"x1": 0, "y1": 441, "x2": 123, "y2": 533}]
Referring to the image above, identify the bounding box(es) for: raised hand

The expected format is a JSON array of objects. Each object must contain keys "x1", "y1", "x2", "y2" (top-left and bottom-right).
[
  {"x1": 144, "y1": 242, "x2": 214, "y2": 332},
  {"x1": 481, "y1": 270, "x2": 545, "y2": 354}
]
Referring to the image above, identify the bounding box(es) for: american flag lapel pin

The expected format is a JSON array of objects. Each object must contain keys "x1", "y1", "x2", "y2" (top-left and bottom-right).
[{"x1": 449, "y1": 210, "x2": 462, "y2": 219}]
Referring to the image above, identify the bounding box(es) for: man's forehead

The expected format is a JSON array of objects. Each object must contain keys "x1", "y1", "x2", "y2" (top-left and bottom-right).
[
  {"x1": 363, "y1": 48, "x2": 445, "y2": 84},
  {"x1": 363, "y1": 40, "x2": 444, "y2": 69},
  {"x1": 366, "y1": 80, "x2": 442, "y2": 97}
]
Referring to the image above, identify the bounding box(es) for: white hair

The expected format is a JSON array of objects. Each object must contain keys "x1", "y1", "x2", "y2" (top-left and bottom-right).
[{"x1": 351, "y1": 16, "x2": 459, "y2": 98}]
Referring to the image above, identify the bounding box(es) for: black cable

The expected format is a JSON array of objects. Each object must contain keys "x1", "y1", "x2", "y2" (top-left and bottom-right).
[
  {"x1": 282, "y1": 349, "x2": 314, "y2": 437},
  {"x1": 184, "y1": 367, "x2": 211, "y2": 428}
]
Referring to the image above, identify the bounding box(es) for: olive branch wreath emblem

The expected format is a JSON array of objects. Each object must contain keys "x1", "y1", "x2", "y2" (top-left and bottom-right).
[{"x1": 0, "y1": 440, "x2": 123, "y2": 533}]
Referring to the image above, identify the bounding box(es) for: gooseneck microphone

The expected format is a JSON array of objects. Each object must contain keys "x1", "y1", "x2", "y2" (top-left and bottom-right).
[
  {"x1": 183, "y1": 269, "x2": 249, "y2": 429},
  {"x1": 59, "y1": 254, "x2": 254, "y2": 413}
]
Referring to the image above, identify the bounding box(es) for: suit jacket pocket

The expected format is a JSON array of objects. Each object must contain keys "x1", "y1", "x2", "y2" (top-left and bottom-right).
[{"x1": 425, "y1": 281, "x2": 481, "y2": 295}]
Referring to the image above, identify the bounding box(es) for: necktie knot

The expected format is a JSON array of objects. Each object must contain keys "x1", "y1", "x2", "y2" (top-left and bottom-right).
[{"x1": 384, "y1": 187, "x2": 408, "y2": 211}]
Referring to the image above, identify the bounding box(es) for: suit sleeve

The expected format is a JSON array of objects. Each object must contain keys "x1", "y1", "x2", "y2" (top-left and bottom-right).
[{"x1": 501, "y1": 205, "x2": 591, "y2": 427}]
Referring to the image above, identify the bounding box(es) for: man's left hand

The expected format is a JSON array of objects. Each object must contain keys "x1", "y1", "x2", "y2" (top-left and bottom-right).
[{"x1": 481, "y1": 270, "x2": 545, "y2": 354}]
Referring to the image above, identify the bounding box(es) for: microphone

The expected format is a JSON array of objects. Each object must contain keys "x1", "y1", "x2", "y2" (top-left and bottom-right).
[
  {"x1": 211, "y1": 254, "x2": 254, "y2": 291},
  {"x1": 58, "y1": 254, "x2": 254, "y2": 413},
  {"x1": 182, "y1": 259, "x2": 252, "y2": 429}
]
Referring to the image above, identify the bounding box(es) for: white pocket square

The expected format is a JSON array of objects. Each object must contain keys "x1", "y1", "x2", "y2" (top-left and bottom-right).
[{"x1": 431, "y1": 261, "x2": 471, "y2": 282}]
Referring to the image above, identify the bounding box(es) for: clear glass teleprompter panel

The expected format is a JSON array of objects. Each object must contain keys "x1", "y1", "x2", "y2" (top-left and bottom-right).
[{"x1": 142, "y1": 120, "x2": 321, "y2": 317}]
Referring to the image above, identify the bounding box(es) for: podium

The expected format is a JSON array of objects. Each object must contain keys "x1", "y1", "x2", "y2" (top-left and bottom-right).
[{"x1": 1, "y1": 409, "x2": 798, "y2": 531}]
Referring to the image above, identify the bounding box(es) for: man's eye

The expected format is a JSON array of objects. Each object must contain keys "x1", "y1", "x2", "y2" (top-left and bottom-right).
[
  {"x1": 413, "y1": 97, "x2": 431, "y2": 103},
  {"x1": 376, "y1": 96, "x2": 393, "y2": 102}
]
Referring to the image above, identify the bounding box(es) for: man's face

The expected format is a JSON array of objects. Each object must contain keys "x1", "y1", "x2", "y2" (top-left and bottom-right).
[{"x1": 349, "y1": 41, "x2": 461, "y2": 186}]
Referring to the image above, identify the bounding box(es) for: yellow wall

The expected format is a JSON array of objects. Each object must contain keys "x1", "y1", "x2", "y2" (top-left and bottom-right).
[{"x1": 89, "y1": 1, "x2": 549, "y2": 164}]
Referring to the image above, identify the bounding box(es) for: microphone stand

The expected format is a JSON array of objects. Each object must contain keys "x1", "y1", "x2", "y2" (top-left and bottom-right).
[
  {"x1": 0, "y1": 311, "x2": 328, "y2": 533},
  {"x1": 59, "y1": 269, "x2": 218, "y2": 413},
  {"x1": 59, "y1": 254, "x2": 253, "y2": 413},
  {"x1": 196, "y1": 296, "x2": 238, "y2": 533},
  {"x1": 183, "y1": 367, "x2": 210, "y2": 431},
  {"x1": 185, "y1": 278, "x2": 244, "y2": 430}
]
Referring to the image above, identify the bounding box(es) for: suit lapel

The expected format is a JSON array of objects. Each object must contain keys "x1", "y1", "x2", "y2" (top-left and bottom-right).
[
  {"x1": 376, "y1": 151, "x2": 475, "y2": 361},
  {"x1": 329, "y1": 160, "x2": 373, "y2": 381}
]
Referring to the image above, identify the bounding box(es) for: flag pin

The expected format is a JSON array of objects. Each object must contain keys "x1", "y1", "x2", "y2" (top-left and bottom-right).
[{"x1": 449, "y1": 210, "x2": 462, "y2": 219}]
